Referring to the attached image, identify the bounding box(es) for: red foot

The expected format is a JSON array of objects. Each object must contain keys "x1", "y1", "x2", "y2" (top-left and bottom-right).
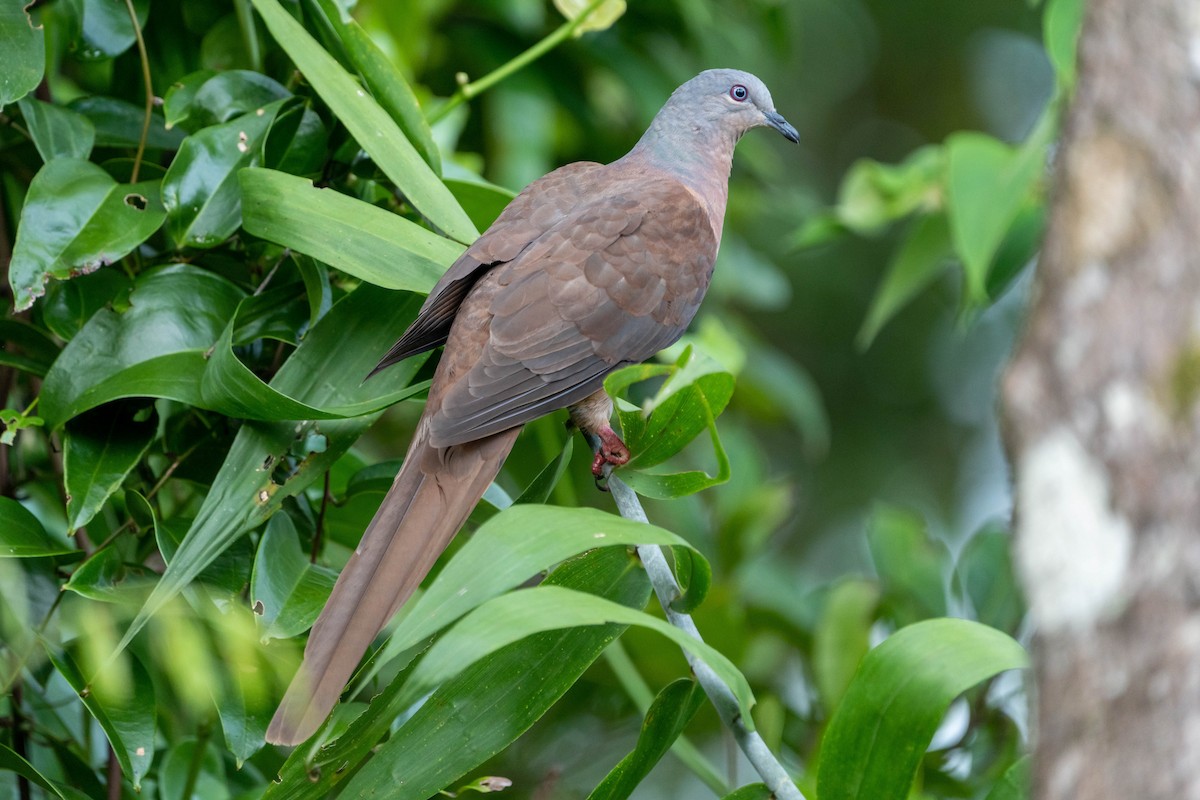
[{"x1": 591, "y1": 426, "x2": 631, "y2": 478}]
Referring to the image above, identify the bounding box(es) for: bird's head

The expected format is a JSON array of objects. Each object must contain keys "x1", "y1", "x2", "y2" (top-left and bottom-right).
[{"x1": 665, "y1": 68, "x2": 799, "y2": 145}]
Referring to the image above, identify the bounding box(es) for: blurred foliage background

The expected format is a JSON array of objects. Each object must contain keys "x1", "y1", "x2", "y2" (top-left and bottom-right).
[{"x1": 0, "y1": 0, "x2": 1062, "y2": 796}]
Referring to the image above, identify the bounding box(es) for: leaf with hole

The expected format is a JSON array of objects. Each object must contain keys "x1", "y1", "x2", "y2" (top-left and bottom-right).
[{"x1": 8, "y1": 159, "x2": 166, "y2": 311}]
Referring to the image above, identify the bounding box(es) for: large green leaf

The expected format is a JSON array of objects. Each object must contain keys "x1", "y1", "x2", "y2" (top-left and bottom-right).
[
  {"x1": 48, "y1": 647, "x2": 156, "y2": 789},
  {"x1": 366, "y1": 503, "x2": 700, "y2": 682},
  {"x1": 836, "y1": 145, "x2": 944, "y2": 235},
  {"x1": 162, "y1": 99, "x2": 287, "y2": 248},
  {"x1": 817, "y1": 618, "x2": 1028, "y2": 800},
  {"x1": 0, "y1": 497, "x2": 76, "y2": 557},
  {"x1": 249, "y1": 0, "x2": 477, "y2": 243},
  {"x1": 240, "y1": 167, "x2": 462, "y2": 292},
  {"x1": 0, "y1": 1, "x2": 45, "y2": 106},
  {"x1": 857, "y1": 213, "x2": 955, "y2": 349},
  {"x1": 271, "y1": 546, "x2": 652, "y2": 798},
  {"x1": 17, "y1": 96, "x2": 95, "y2": 162},
  {"x1": 314, "y1": 0, "x2": 441, "y2": 174},
  {"x1": 402, "y1": 586, "x2": 753, "y2": 729},
  {"x1": 39, "y1": 264, "x2": 244, "y2": 427},
  {"x1": 39, "y1": 264, "x2": 428, "y2": 428},
  {"x1": 116, "y1": 285, "x2": 428, "y2": 656},
  {"x1": 63, "y1": 407, "x2": 157, "y2": 533},
  {"x1": 588, "y1": 678, "x2": 705, "y2": 800},
  {"x1": 946, "y1": 119, "x2": 1049, "y2": 304},
  {"x1": 250, "y1": 513, "x2": 336, "y2": 642},
  {"x1": 8, "y1": 159, "x2": 166, "y2": 311}
]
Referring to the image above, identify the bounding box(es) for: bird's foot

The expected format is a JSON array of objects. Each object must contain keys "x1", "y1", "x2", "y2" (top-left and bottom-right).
[{"x1": 590, "y1": 426, "x2": 630, "y2": 479}]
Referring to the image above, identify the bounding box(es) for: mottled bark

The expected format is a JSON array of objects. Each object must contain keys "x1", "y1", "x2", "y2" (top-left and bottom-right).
[{"x1": 1002, "y1": 1, "x2": 1200, "y2": 798}]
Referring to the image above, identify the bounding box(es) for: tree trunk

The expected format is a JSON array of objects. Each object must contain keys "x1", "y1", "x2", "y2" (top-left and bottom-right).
[{"x1": 1002, "y1": 0, "x2": 1200, "y2": 797}]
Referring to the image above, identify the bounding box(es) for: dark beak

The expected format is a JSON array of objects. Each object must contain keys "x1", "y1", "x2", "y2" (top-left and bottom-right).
[{"x1": 764, "y1": 111, "x2": 799, "y2": 143}]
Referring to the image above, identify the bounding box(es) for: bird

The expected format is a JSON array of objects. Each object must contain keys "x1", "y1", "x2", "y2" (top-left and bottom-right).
[{"x1": 266, "y1": 68, "x2": 799, "y2": 746}]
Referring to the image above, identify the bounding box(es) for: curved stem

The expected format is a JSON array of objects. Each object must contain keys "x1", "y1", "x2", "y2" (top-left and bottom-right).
[
  {"x1": 429, "y1": 0, "x2": 608, "y2": 125},
  {"x1": 606, "y1": 473, "x2": 806, "y2": 800},
  {"x1": 121, "y1": 0, "x2": 153, "y2": 183}
]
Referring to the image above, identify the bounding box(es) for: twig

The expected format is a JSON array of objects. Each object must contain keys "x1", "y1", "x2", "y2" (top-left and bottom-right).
[
  {"x1": 606, "y1": 473, "x2": 805, "y2": 800},
  {"x1": 121, "y1": 0, "x2": 153, "y2": 182},
  {"x1": 429, "y1": 0, "x2": 608, "y2": 124}
]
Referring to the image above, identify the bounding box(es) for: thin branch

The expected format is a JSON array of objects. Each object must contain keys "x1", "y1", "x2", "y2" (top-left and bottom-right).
[
  {"x1": 606, "y1": 473, "x2": 805, "y2": 800},
  {"x1": 429, "y1": 0, "x2": 608, "y2": 124},
  {"x1": 121, "y1": 0, "x2": 153, "y2": 183}
]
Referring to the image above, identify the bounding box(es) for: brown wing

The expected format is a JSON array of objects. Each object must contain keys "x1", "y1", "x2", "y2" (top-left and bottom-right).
[
  {"x1": 426, "y1": 179, "x2": 718, "y2": 448},
  {"x1": 369, "y1": 162, "x2": 604, "y2": 376}
]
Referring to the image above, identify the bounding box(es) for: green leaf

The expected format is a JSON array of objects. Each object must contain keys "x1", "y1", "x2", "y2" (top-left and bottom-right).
[
  {"x1": 249, "y1": 0, "x2": 477, "y2": 243},
  {"x1": 162, "y1": 99, "x2": 287, "y2": 248},
  {"x1": 213, "y1": 628, "x2": 277, "y2": 767},
  {"x1": 817, "y1": 618, "x2": 1028, "y2": 800},
  {"x1": 720, "y1": 785, "x2": 772, "y2": 800},
  {"x1": 367, "y1": 504, "x2": 700, "y2": 682},
  {"x1": 273, "y1": 546, "x2": 651, "y2": 799},
  {"x1": 40, "y1": 268, "x2": 132, "y2": 340},
  {"x1": 80, "y1": 0, "x2": 148, "y2": 57},
  {"x1": 0, "y1": 497, "x2": 75, "y2": 557},
  {"x1": 984, "y1": 755, "x2": 1030, "y2": 800},
  {"x1": 40, "y1": 263, "x2": 424, "y2": 427},
  {"x1": 554, "y1": 0, "x2": 627, "y2": 35},
  {"x1": 240, "y1": 167, "x2": 462, "y2": 292},
  {"x1": 48, "y1": 647, "x2": 156, "y2": 789},
  {"x1": 8, "y1": 159, "x2": 166, "y2": 311},
  {"x1": 0, "y1": 743, "x2": 71, "y2": 799},
  {"x1": 1044, "y1": 0, "x2": 1084, "y2": 88},
  {"x1": 0, "y1": 319, "x2": 60, "y2": 377},
  {"x1": 39, "y1": 264, "x2": 244, "y2": 427},
  {"x1": 607, "y1": 349, "x2": 734, "y2": 498},
  {"x1": 250, "y1": 512, "x2": 336, "y2": 642},
  {"x1": 18, "y1": 96, "x2": 95, "y2": 162},
  {"x1": 185, "y1": 69, "x2": 290, "y2": 129},
  {"x1": 63, "y1": 542, "x2": 155, "y2": 602},
  {"x1": 512, "y1": 437, "x2": 573, "y2": 505},
  {"x1": 867, "y1": 505, "x2": 950, "y2": 624},
  {"x1": 813, "y1": 579, "x2": 879, "y2": 713},
  {"x1": 445, "y1": 177, "x2": 516, "y2": 230},
  {"x1": 116, "y1": 285, "x2": 428, "y2": 657},
  {"x1": 69, "y1": 96, "x2": 186, "y2": 150},
  {"x1": 857, "y1": 213, "x2": 955, "y2": 349},
  {"x1": 588, "y1": 678, "x2": 705, "y2": 800},
  {"x1": 263, "y1": 101, "x2": 327, "y2": 175},
  {"x1": 63, "y1": 406, "x2": 156, "y2": 533},
  {"x1": 956, "y1": 524, "x2": 1023, "y2": 634},
  {"x1": 163, "y1": 69, "x2": 217, "y2": 130},
  {"x1": 402, "y1": 586, "x2": 752, "y2": 731},
  {"x1": 946, "y1": 123, "x2": 1048, "y2": 304},
  {"x1": 0, "y1": 1, "x2": 45, "y2": 106},
  {"x1": 836, "y1": 145, "x2": 944, "y2": 235},
  {"x1": 315, "y1": 0, "x2": 441, "y2": 174},
  {"x1": 158, "y1": 739, "x2": 227, "y2": 800}
]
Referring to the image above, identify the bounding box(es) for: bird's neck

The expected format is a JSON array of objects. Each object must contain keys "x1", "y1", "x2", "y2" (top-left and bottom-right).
[{"x1": 620, "y1": 120, "x2": 737, "y2": 242}]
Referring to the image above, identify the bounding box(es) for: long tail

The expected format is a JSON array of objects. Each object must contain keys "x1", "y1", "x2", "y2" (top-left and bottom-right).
[{"x1": 266, "y1": 420, "x2": 520, "y2": 745}]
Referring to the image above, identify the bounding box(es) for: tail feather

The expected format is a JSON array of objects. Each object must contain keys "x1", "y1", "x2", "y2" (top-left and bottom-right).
[{"x1": 266, "y1": 422, "x2": 520, "y2": 745}]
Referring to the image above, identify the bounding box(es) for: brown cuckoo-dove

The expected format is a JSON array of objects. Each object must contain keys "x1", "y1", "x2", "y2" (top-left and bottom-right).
[{"x1": 267, "y1": 68, "x2": 798, "y2": 745}]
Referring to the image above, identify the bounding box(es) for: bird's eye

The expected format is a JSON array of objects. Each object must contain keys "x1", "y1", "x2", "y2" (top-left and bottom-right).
[{"x1": 730, "y1": 84, "x2": 748, "y2": 102}]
